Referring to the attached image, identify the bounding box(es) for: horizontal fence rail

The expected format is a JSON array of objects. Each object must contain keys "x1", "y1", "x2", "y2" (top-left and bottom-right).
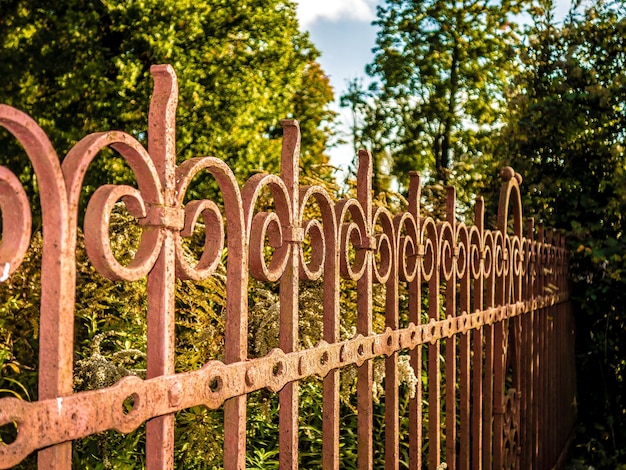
[{"x1": 0, "y1": 65, "x2": 576, "y2": 469}]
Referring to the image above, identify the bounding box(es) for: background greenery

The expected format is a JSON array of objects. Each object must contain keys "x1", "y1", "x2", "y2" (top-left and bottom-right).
[
  {"x1": 343, "y1": 2, "x2": 626, "y2": 463},
  {"x1": 1, "y1": 0, "x2": 626, "y2": 467},
  {"x1": 0, "y1": 0, "x2": 336, "y2": 202}
]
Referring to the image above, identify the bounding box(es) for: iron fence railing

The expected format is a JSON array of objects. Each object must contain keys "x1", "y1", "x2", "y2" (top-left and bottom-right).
[{"x1": 0, "y1": 65, "x2": 576, "y2": 469}]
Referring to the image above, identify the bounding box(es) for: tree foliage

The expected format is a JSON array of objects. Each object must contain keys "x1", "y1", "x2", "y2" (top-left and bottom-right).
[
  {"x1": 0, "y1": 1, "x2": 340, "y2": 466},
  {"x1": 5, "y1": 0, "x2": 626, "y2": 467},
  {"x1": 0, "y1": 0, "x2": 335, "y2": 194},
  {"x1": 500, "y1": 0, "x2": 626, "y2": 466},
  {"x1": 345, "y1": 0, "x2": 528, "y2": 192}
]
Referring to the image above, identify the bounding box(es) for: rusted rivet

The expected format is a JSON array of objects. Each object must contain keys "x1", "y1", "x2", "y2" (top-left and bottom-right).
[
  {"x1": 320, "y1": 351, "x2": 329, "y2": 366},
  {"x1": 168, "y1": 381, "x2": 183, "y2": 407},
  {"x1": 441, "y1": 321, "x2": 448, "y2": 338},
  {"x1": 245, "y1": 369, "x2": 255, "y2": 387},
  {"x1": 272, "y1": 361, "x2": 284, "y2": 377},
  {"x1": 339, "y1": 345, "x2": 346, "y2": 362},
  {"x1": 446, "y1": 316, "x2": 454, "y2": 338}
]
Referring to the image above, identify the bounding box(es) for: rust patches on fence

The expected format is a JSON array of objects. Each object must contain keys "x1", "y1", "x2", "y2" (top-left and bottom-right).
[{"x1": 0, "y1": 65, "x2": 576, "y2": 469}]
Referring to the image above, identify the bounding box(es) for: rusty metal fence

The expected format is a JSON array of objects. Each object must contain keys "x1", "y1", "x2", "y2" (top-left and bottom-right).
[{"x1": 0, "y1": 65, "x2": 576, "y2": 469}]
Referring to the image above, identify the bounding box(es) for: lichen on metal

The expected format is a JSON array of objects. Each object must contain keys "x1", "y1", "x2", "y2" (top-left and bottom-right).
[{"x1": 0, "y1": 65, "x2": 576, "y2": 470}]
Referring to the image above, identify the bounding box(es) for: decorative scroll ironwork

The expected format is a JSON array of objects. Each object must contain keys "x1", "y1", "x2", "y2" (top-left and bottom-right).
[
  {"x1": 0, "y1": 65, "x2": 576, "y2": 469},
  {"x1": 502, "y1": 388, "x2": 520, "y2": 470}
]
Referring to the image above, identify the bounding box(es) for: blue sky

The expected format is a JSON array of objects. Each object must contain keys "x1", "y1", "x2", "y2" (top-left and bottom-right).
[
  {"x1": 293, "y1": 0, "x2": 575, "y2": 173},
  {"x1": 307, "y1": 17, "x2": 378, "y2": 173},
  {"x1": 296, "y1": 0, "x2": 379, "y2": 172}
]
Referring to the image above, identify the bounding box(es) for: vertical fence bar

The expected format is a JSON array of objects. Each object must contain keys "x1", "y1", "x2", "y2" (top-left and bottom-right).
[
  {"x1": 554, "y1": 237, "x2": 569, "y2": 459},
  {"x1": 532, "y1": 226, "x2": 543, "y2": 468},
  {"x1": 537, "y1": 225, "x2": 546, "y2": 469},
  {"x1": 146, "y1": 65, "x2": 178, "y2": 469},
  {"x1": 521, "y1": 218, "x2": 535, "y2": 470},
  {"x1": 511, "y1": 192, "x2": 524, "y2": 470},
  {"x1": 37, "y1": 199, "x2": 74, "y2": 470},
  {"x1": 221, "y1": 117, "x2": 253, "y2": 470},
  {"x1": 458, "y1": 225, "x2": 471, "y2": 470},
  {"x1": 384, "y1": 198, "x2": 400, "y2": 470},
  {"x1": 544, "y1": 229, "x2": 558, "y2": 464},
  {"x1": 492, "y1": 263, "x2": 505, "y2": 468},
  {"x1": 322, "y1": 164, "x2": 341, "y2": 469},
  {"x1": 322, "y1": 334, "x2": 340, "y2": 470},
  {"x1": 547, "y1": 228, "x2": 554, "y2": 468},
  {"x1": 444, "y1": 187, "x2": 458, "y2": 470},
  {"x1": 471, "y1": 198, "x2": 484, "y2": 470},
  {"x1": 427, "y1": 222, "x2": 441, "y2": 469},
  {"x1": 492, "y1": 268, "x2": 504, "y2": 467},
  {"x1": 554, "y1": 233, "x2": 561, "y2": 457},
  {"x1": 542, "y1": 235, "x2": 548, "y2": 468},
  {"x1": 560, "y1": 233, "x2": 569, "y2": 455},
  {"x1": 357, "y1": 150, "x2": 374, "y2": 470},
  {"x1": 532, "y1": 224, "x2": 541, "y2": 469},
  {"x1": 0, "y1": 107, "x2": 75, "y2": 470},
  {"x1": 408, "y1": 172, "x2": 422, "y2": 470},
  {"x1": 531, "y1": 219, "x2": 537, "y2": 469},
  {"x1": 279, "y1": 120, "x2": 301, "y2": 470},
  {"x1": 482, "y1": 231, "x2": 495, "y2": 470},
  {"x1": 545, "y1": 234, "x2": 551, "y2": 470},
  {"x1": 556, "y1": 232, "x2": 563, "y2": 463},
  {"x1": 385, "y1": 233, "x2": 400, "y2": 470},
  {"x1": 547, "y1": 231, "x2": 554, "y2": 465}
]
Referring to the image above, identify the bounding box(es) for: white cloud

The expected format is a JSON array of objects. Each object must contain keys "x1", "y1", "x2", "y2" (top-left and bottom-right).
[{"x1": 294, "y1": 0, "x2": 378, "y2": 29}]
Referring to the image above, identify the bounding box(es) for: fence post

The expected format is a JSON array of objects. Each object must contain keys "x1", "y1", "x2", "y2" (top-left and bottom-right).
[
  {"x1": 279, "y1": 120, "x2": 301, "y2": 470},
  {"x1": 357, "y1": 149, "x2": 374, "y2": 470}
]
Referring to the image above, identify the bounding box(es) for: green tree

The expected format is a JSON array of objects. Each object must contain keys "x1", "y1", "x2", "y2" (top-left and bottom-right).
[
  {"x1": 340, "y1": 78, "x2": 368, "y2": 161},
  {"x1": 339, "y1": 79, "x2": 394, "y2": 193},
  {"x1": 0, "y1": 1, "x2": 338, "y2": 467},
  {"x1": 500, "y1": 0, "x2": 626, "y2": 465},
  {"x1": 0, "y1": 0, "x2": 335, "y2": 194},
  {"x1": 352, "y1": 0, "x2": 529, "y2": 189},
  {"x1": 292, "y1": 61, "x2": 337, "y2": 178}
]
